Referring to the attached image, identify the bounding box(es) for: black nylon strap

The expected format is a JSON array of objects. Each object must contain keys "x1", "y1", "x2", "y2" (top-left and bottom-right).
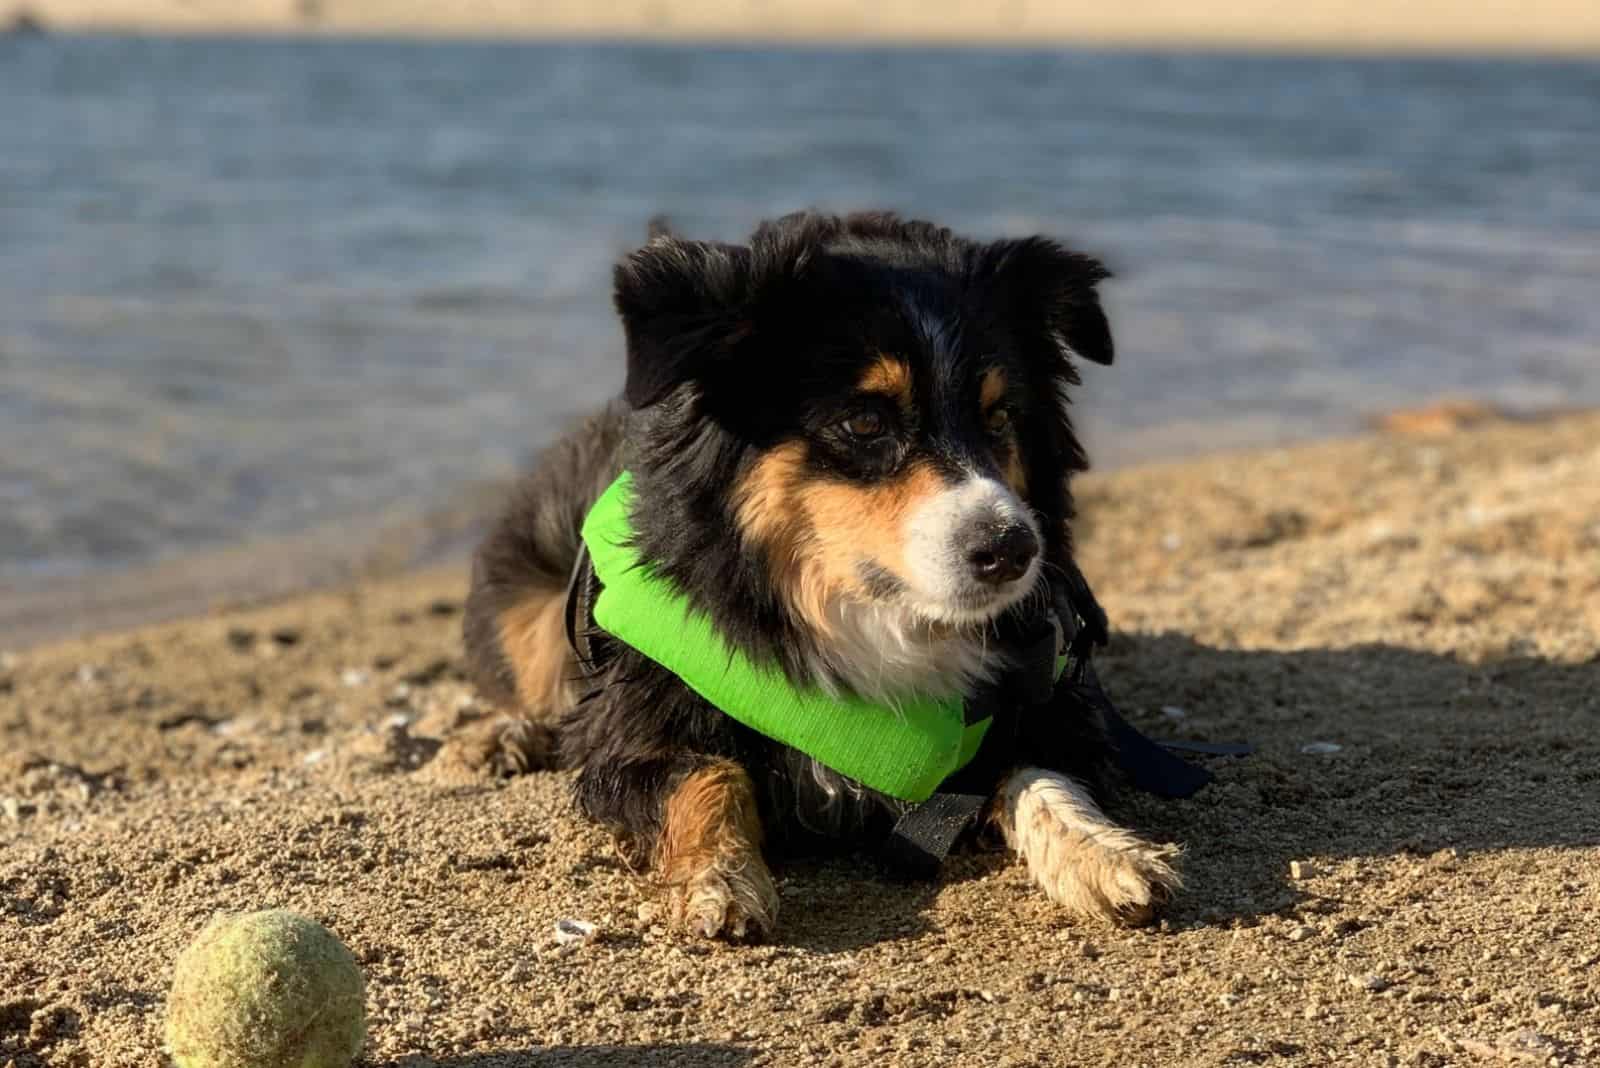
[
  {"x1": 882, "y1": 597, "x2": 1059, "y2": 877},
  {"x1": 879, "y1": 791, "x2": 991, "y2": 882},
  {"x1": 564, "y1": 545, "x2": 611, "y2": 696},
  {"x1": 563, "y1": 545, "x2": 589, "y2": 662},
  {"x1": 1077, "y1": 663, "x2": 1216, "y2": 800},
  {"x1": 1153, "y1": 738, "x2": 1256, "y2": 757}
]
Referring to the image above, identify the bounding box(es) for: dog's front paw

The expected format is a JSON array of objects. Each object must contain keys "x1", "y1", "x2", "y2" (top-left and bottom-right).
[
  {"x1": 670, "y1": 854, "x2": 779, "y2": 942},
  {"x1": 654, "y1": 762, "x2": 777, "y2": 942},
  {"x1": 1002, "y1": 767, "x2": 1182, "y2": 927},
  {"x1": 1028, "y1": 826, "x2": 1181, "y2": 926}
]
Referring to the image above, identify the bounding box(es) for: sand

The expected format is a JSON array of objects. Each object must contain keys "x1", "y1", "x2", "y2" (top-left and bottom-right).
[
  {"x1": 10, "y1": 0, "x2": 1600, "y2": 55},
  {"x1": 3, "y1": 407, "x2": 1599, "y2": 1067}
]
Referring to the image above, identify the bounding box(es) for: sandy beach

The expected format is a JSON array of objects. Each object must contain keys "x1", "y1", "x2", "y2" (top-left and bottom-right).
[
  {"x1": 10, "y1": 0, "x2": 1600, "y2": 54},
  {"x1": 3, "y1": 408, "x2": 1599, "y2": 1067}
]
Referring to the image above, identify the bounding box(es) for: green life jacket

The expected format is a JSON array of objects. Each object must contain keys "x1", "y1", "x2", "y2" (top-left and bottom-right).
[{"x1": 579, "y1": 471, "x2": 993, "y2": 803}]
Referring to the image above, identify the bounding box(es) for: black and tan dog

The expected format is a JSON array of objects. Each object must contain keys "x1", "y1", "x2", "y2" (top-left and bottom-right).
[{"x1": 463, "y1": 212, "x2": 1180, "y2": 940}]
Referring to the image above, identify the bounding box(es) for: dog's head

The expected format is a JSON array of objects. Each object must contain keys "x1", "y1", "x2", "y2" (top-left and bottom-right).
[{"x1": 615, "y1": 212, "x2": 1113, "y2": 700}]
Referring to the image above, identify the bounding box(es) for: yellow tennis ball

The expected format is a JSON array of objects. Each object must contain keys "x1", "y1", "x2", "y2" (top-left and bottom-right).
[{"x1": 166, "y1": 909, "x2": 366, "y2": 1068}]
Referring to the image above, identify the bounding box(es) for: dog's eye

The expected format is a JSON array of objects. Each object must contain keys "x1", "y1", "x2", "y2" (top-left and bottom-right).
[
  {"x1": 842, "y1": 411, "x2": 888, "y2": 439},
  {"x1": 986, "y1": 406, "x2": 1013, "y2": 434}
]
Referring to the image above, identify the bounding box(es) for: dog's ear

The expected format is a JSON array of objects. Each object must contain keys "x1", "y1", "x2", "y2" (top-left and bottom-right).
[
  {"x1": 982, "y1": 237, "x2": 1114, "y2": 368},
  {"x1": 645, "y1": 214, "x2": 676, "y2": 240},
  {"x1": 613, "y1": 236, "x2": 755, "y2": 409}
]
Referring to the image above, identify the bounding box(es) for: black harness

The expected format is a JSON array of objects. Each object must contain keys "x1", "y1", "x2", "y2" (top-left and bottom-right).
[{"x1": 565, "y1": 549, "x2": 1248, "y2": 880}]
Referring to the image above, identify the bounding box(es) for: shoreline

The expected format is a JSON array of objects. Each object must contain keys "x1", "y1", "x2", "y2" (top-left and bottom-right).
[
  {"x1": 3, "y1": 401, "x2": 1590, "y2": 656},
  {"x1": 9, "y1": 3, "x2": 1600, "y2": 57},
  {"x1": 0, "y1": 477, "x2": 505, "y2": 653},
  {"x1": 1, "y1": 401, "x2": 1569, "y2": 654}
]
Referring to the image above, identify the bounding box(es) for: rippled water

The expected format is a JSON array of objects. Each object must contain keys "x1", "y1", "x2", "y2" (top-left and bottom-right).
[{"x1": 3, "y1": 36, "x2": 1598, "y2": 596}]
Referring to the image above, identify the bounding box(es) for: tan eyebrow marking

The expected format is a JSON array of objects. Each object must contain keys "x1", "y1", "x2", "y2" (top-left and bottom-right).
[
  {"x1": 980, "y1": 367, "x2": 1008, "y2": 410},
  {"x1": 857, "y1": 355, "x2": 913, "y2": 410}
]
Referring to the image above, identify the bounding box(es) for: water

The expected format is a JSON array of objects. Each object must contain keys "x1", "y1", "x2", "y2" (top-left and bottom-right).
[{"x1": 3, "y1": 37, "x2": 1598, "y2": 611}]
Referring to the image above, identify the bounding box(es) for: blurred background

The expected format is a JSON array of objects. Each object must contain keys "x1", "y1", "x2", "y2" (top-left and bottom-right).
[{"x1": 2, "y1": 4, "x2": 1598, "y2": 643}]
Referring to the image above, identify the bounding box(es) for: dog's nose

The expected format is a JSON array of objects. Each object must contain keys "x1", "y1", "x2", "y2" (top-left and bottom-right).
[{"x1": 965, "y1": 523, "x2": 1039, "y2": 585}]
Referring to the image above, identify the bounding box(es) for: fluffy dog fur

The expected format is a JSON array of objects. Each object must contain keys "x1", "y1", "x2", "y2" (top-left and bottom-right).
[{"x1": 463, "y1": 212, "x2": 1180, "y2": 940}]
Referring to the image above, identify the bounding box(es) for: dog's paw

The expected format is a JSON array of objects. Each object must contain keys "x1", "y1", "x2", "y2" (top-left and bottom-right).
[
  {"x1": 669, "y1": 855, "x2": 778, "y2": 942},
  {"x1": 1002, "y1": 768, "x2": 1182, "y2": 927},
  {"x1": 1028, "y1": 825, "x2": 1181, "y2": 926},
  {"x1": 457, "y1": 714, "x2": 558, "y2": 777}
]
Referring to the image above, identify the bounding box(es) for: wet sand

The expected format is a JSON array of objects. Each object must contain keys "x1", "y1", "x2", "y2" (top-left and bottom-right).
[
  {"x1": 12, "y1": 0, "x2": 1600, "y2": 54},
  {"x1": 3, "y1": 408, "x2": 1598, "y2": 1067}
]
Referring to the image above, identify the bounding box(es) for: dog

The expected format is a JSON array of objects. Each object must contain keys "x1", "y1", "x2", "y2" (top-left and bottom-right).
[{"x1": 462, "y1": 211, "x2": 1180, "y2": 941}]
